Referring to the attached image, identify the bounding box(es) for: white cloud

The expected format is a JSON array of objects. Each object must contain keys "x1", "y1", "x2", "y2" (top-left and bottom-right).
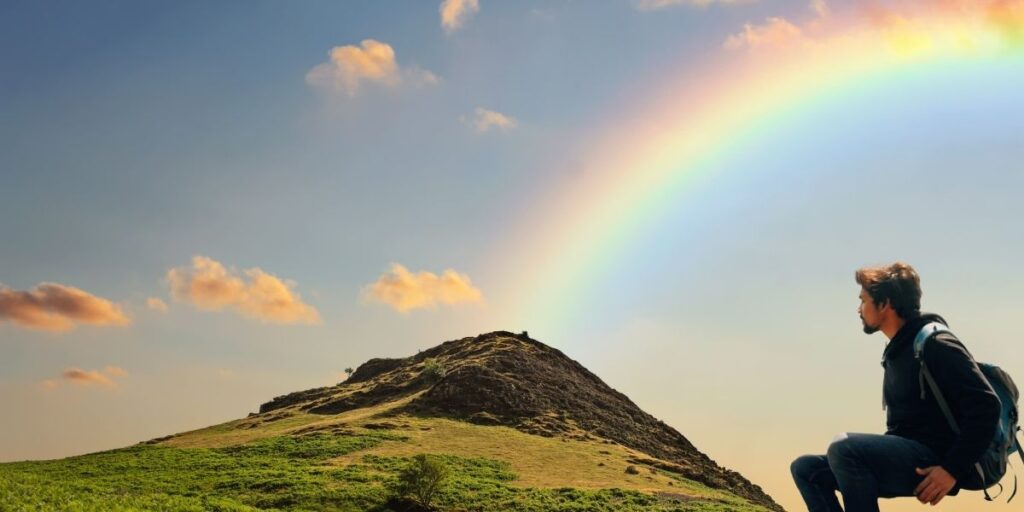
[
  {"x1": 441, "y1": 0, "x2": 480, "y2": 33},
  {"x1": 305, "y1": 39, "x2": 439, "y2": 96},
  {"x1": 810, "y1": 0, "x2": 829, "y2": 18},
  {"x1": 466, "y1": 107, "x2": 518, "y2": 133}
]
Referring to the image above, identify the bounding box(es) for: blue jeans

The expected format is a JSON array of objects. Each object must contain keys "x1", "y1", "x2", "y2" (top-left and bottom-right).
[{"x1": 790, "y1": 432, "x2": 942, "y2": 512}]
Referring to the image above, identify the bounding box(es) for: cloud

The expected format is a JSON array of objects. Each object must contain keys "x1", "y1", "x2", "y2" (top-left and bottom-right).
[
  {"x1": 724, "y1": 0, "x2": 1024, "y2": 55},
  {"x1": 104, "y1": 365, "x2": 128, "y2": 377},
  {"x1": 810, "y1": 0, "x2": 829, "y2": 19},
  {"x1": 635, "y1": 0, "x2": 755, "y2": 11},
  {"x1": 40, "y1": 379, "x2": 58, "y2": 390},
  {"x1": 362, "y1": 264, "x2": 484, "y2": 313},
  {"x1": 146, "y1": 297, "x2": 168, "y2": 313},
  {"x1": 725, "y1": 16, "x2": 805, "y2": 49},
  {"x1": 305, "y1": 39, "x2": 439, "y2": 96},
  {"x1": 466, "y1": 107, "x2": 518, "y2": 132},
  {"x1": 166, "y1": 256, "x2": 320, "y2": 325},
  {"x1": 441, "y1": 0, "x2": 480, "y2": 33},
  {"x1": 0, "y1": 283, "x2": 130, "y2": 333},
  {"x1": 58, "y1": 366, "x2": 128, "y2": 389}
]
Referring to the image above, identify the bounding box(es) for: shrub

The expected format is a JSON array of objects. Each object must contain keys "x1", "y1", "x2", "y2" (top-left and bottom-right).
[
  {"x1": 394, "y1": 454, "x2": 449, "y2": 509},
  {"x1": 422, "y1": 358, "x2": 446, "y2": 381}
]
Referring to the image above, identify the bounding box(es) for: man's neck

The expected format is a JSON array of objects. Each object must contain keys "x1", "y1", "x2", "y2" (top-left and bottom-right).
[{"x1": 882, "y1": 316, "x2": 906, "y2": 340}]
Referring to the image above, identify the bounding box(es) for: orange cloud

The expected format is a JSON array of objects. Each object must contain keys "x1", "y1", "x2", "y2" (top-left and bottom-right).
[
  {"x1": 305, "y1": 39, "x2": 438, "y2": 96},
  {"x1": 725, "y1": 16, "x2": 805, "y2": 49},
  {"x1": 146, "y1": 297, "x2": 168, "y2": 313},
  {"x1": 728, "y1": 0, "x2": 1024, "y2": 55},
  {"x1": 362, "y1": 264, "x2": 484, "y2": 313},
  {"x1": 0, "y1": 283, "x2": 130, "y2": 332},
  {"x1": 166, "y1": 256, "x2": 320, "y2": 325},
  {"x1": 60, "y1": 366, "x2": 127, "y2": 388},
  {"x1": 441, "y1": 0, "x2": 480, "y2": 33},
  {"x1": 104, "y1": 365, "x2": 128, "y2": 377}
]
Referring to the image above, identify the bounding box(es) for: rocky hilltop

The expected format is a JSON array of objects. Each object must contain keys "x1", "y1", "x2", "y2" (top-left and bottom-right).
[{"x1": 258, "y1": 330, "x2": 782, "y2": 512}]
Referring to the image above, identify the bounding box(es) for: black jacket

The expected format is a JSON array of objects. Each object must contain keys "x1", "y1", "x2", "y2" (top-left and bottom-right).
[{"x1": 881, "y1": 312, "x2": 1001, "y2": 488}]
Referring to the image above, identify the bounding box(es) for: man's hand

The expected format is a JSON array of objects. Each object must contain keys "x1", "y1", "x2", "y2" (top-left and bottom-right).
[{"x1": 914, "y1": 466, "x2": 956, "y2": 505}]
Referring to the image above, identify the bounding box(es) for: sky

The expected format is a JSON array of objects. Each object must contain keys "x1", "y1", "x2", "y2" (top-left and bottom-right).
[{"x1": 2, "y1": 1, "x2": 1023, "y2": 511}]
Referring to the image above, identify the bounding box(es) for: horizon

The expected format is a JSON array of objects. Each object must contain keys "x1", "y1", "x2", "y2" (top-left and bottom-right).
[{"x1": 3, "y1": 1, "x2": 1024, "y2": 511}]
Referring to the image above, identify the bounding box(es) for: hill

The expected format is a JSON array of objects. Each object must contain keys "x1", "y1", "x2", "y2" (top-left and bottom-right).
[{"x1": 0, "y1": 330, "x2": 784, "y2": 511}]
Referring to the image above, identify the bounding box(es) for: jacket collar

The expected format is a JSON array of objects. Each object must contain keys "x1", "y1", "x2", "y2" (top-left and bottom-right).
[{"x1": 881, "y1": 312, "x2": 947, "y2": 361}]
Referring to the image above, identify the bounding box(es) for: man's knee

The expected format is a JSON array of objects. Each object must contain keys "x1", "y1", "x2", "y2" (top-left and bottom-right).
[
  {"x1": 826, "y1": 432, "x2": 856, "y2": 466},
  {"x1": 791, "y1": 454, "x2": 822, "y2": 481}
]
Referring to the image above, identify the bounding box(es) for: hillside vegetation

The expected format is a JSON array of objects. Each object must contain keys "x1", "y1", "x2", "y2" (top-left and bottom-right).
[{"x1": 0, "y1": 331, "x2": 782, "y2": 512}]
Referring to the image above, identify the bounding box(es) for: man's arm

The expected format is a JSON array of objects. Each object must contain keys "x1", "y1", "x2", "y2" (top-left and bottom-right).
[{"x1": 922, "y1": 333, "x2": 1001, "y2": 483}]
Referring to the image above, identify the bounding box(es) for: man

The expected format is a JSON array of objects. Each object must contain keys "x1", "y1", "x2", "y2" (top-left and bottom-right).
[{"x1": 790, "y1": 262, "x2": 1001, "y2": 512}]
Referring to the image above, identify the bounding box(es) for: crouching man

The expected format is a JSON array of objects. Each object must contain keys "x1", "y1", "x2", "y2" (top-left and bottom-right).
[{"x1": 790, "y1": 262, "x2": 1000, "y2": 512}]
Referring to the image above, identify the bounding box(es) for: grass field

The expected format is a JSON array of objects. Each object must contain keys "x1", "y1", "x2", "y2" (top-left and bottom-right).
[{"x1": 0, "y1": 403, "x2": 774, "y2": 511}]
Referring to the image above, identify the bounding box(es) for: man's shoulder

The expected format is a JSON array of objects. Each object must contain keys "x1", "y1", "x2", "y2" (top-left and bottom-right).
[{"x1": 921, "y1": 330, "x2": 974, "y2": 365}]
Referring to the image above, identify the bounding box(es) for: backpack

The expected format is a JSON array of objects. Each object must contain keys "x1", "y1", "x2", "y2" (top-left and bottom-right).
[{"x1": 913, "y1": 322, "x2": 1024, "y2": 502}]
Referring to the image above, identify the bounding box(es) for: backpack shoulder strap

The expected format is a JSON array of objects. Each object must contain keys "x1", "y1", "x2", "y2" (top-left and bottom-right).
[
  {"x1": 913, "y1": 322, "x2": 953, "y2": 401},
  {"x1": 913, "y1": 322, "x2": 952, "y2": 360},
  {"x1": 915, "y1": 322, "x2": 1001, "y2": 499}
]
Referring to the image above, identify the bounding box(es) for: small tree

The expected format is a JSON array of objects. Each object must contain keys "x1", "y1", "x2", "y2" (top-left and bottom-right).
[
  {"x1": 395, "y1": 454, "x2": 449, "y2": 510},
  {"x1": 422, "y1": 358, "x2": 445, "y2": 381},
  {"x1": 344, "y1": 367, "x2": 354, "y2": 378}
]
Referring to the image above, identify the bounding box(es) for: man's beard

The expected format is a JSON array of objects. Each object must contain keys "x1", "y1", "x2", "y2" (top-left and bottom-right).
[{"x1": 861, "y1": 316, "x2": 879, "y2": 334}]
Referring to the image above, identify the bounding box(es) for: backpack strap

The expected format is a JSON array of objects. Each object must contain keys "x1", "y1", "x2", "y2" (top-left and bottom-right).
[
  {"x1": 914, "y1": 323, "x2": 999, "y2": 500},
  {"x1": 1011, "y1": 426, "x2": 1024, "y2": 503},
  {"x1": 1008, "y1": 463, "x2": 1017, "y2": 503},
  {"x1": 913, "y1": 322, "x2": 951, "y2": 360},
  {"x1": 920, "y1": 362, "x2": 1000, "y2": 499}
]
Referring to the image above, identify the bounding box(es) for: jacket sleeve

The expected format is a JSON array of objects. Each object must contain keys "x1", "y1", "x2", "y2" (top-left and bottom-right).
[{"x1": 922, "y1": 333, "x2": 1001, "y2": 484}]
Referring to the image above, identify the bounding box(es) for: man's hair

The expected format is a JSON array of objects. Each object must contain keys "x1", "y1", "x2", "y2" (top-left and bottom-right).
[{"x1": 855, "y1": 262, "x2": 922, "y2": 320}]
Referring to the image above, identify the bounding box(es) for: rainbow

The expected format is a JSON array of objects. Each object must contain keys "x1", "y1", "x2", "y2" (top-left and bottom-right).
[{"x1": 492, "y1": 2, "x2": 1024, "y2": 331}]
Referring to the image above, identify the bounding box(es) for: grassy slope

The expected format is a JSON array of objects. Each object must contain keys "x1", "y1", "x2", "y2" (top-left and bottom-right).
[{"x1": 0, "y1": 398, "x2": 774, "y2": 512}]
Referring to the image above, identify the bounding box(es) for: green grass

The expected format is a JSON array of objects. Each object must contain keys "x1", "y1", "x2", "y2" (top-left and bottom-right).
[
  {"x1": 0, "y1": 424, "x2": 772, "y2": 511},
  {"x1": 0, "y1": 432, "x2": 401, "y2": 512}
]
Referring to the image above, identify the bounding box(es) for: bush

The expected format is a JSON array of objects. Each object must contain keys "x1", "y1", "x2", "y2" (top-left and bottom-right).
[
  {"x1": 394, "y1": 454, "x2": 449, "y2": 509},
  {"x1": 422, "y1": 358, "x2": 446, "y2": 381}
]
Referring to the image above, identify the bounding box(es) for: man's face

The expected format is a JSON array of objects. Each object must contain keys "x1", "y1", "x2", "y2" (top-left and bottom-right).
[{"x1": 858, "y1": 288, "x2": 882, "y2": 335}]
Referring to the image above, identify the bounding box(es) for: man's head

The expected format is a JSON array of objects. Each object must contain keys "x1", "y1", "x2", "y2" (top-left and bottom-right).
[{"x1": 855, "y1": 262, "x2": 922, "y2": 335}]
